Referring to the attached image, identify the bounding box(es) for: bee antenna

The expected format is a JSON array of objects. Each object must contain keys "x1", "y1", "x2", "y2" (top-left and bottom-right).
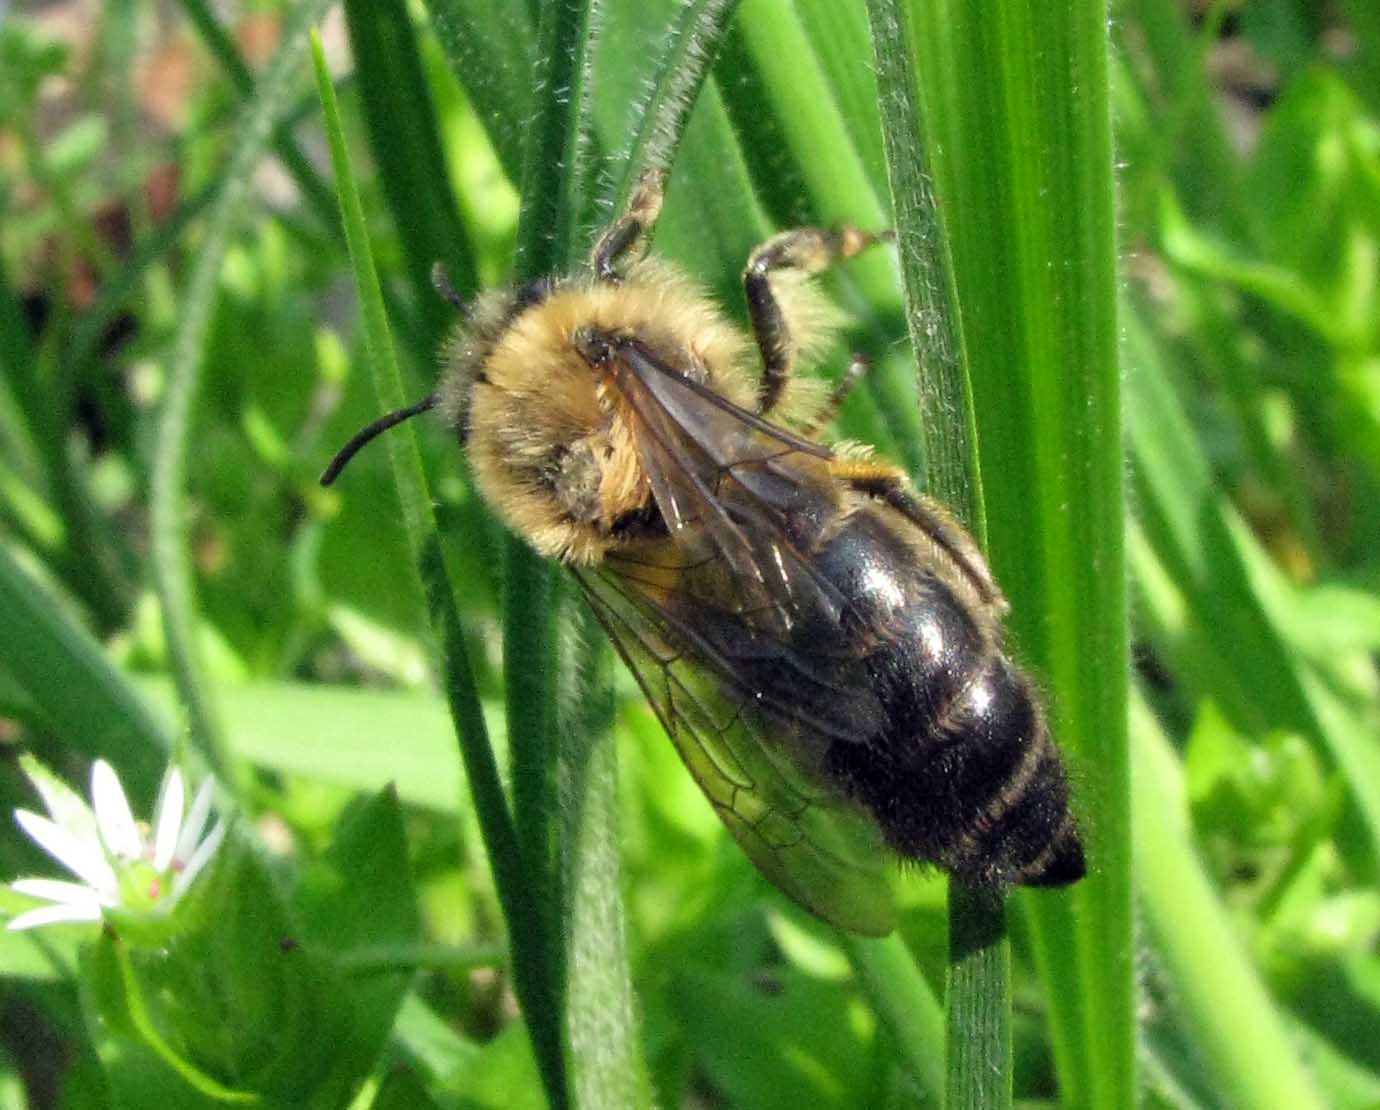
[
  {"x1": 431, "y1": 262, "x2": 466, "y2": 310},
  {"x1": 319, "y1": 393, "x2": 440, "y2": 487}
]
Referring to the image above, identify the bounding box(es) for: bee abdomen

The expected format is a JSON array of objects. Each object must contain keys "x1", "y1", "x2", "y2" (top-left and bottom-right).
[{"x1": 826, "y1": 648, "x2": 1084, "y2": 888}]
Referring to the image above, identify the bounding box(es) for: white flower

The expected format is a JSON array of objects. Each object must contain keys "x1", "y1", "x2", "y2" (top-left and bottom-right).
[{"x1": 8, "y1": 756, "x2": 225, "y2": 932}]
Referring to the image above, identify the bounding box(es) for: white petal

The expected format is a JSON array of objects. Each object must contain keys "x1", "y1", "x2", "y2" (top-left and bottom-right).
[
  {"x1": 173, "y1": 819, "x2": 225, "y2": 898},
  {"x1": 14, "y1": 810, "x2": 118, "y2": 899},
  {"x1": 91, "y1": 761, "x2": 141, "y2": 861},
  {"x1": 11, "y1": 878, "x2": 107, "y2": 910},
  {"x1": 7, "y1": 902, "x2": 103, "y2": 931},
  {"x1": 151, "y1": 768, "x2": 185, "y2": 871},
  {"x1": 19, "y1": 755, "x2": 99, "y2": 841},
  {"x1": 175, "y1": 777, "x2": 216, "y2": 864}
]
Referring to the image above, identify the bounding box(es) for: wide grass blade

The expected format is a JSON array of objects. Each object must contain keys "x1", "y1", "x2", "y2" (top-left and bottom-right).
[{"x1": 875, "y1": 1, "x2": 1130, "y2": 1107}]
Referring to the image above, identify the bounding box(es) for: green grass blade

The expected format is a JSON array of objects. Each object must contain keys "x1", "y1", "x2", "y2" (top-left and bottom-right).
[
  {"x1": 311, "y1": 36, "x2": 568, "y2": 1109},
  {"x1": 843, "y1": 933, "x2": 945, "y2": 1104},
  {"x1": 558, "y1": 608, "x2": 648, "y2": 1110},
  {"x1": 516, "y1": 0, "x2": 600, "y2": 277},
  {"x1": 606, "y1": 0, "x2": 740, "y2": 212},
  {"x1": 150, "y1": 0, "x2": 337, "y2": 785},
  {"x1": 424, "y1": 0, "x2": 537, "y2": 182},
  {"x1": 0, "y1": 544, "x2": 170, "y2": 804},
  {"x1": 865, "y1": 0, "x2": 976, "y2": 519},
  {"x1": 888, "y1": 1, "x2": 1130, "y2": 1107},
  {"x1": 1131, "y1": 693, "x2": 1326, "y2": 1110},
  {"x1": 499, "y1": 9, "x2": 604, "y2": 1094},
  {"x1": 863, "y1": 4, "x2": 1012, "y2": 1105},
  {"x1": 945, "y1": 884, "x2": 1012, "y2": 1109},
  {"x1": 341, "y1": 0, "x2": 479, "y2": 345}
]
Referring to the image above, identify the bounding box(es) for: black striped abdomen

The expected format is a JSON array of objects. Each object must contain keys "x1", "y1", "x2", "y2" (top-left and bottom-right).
[{"x1": 816, "y1": 508, "x2": 1084, "y2": 887}]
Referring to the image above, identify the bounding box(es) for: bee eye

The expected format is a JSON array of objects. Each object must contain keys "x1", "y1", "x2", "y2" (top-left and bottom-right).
[{"x1": 573, "y1": 327, "x2": 615, "y2": 367}]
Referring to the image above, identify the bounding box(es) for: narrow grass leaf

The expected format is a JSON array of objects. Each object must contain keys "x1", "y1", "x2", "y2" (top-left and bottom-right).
[
  {"x1": 150, "y1": 0, "x2": 336, "y2": 784},
  {"x1": 496, "y1": 11, "x2": 606, "y2": 1101},
  {"x1": 341, "y1": 0, "x2": 479, "y2": 345},
  {"x1": 424, "y1": 0, "x2": 538, "y2": 182},
  {"x1": 862, "y1": 4, "x2": 1015, "y2": 1106},
  {"x1": 311, "y1": 36, "x2": 568, "y2": 1108},
  {"x1": 558, "y1": 607, "x2": 648, "y2": 1110},
  {"x1": 843, "y1": 933, "x2": 945, "y2": 1105},
  {"x1": 1131, "y1": 692, "x2": 1326, "y2": 1110}
]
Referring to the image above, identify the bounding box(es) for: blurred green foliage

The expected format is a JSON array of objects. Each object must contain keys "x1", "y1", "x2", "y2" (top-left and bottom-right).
[{"x1": 0, "y1": 0, "x2": 1376, "y2": 1107}]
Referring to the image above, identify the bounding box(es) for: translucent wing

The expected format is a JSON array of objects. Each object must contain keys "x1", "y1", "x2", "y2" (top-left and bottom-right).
[
  {"x1": 605, "y1": 337, "x2": 849, "y2": 639},
  {"x1": 576, "y1": 545, "x2": 896, "y2": 937}
]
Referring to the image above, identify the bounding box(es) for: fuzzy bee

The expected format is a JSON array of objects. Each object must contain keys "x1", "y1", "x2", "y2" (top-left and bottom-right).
[{"x1": 322, "y1": 172, "x2": 1083, "y2": 935}]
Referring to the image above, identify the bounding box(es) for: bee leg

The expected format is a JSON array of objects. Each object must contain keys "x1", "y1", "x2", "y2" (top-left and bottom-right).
[
  {"x1": 799, "y1": 352, "x2": 871, "y2": 435},
  {"x1": 744, "y1": 226, "x2": 888, "y2": 415},
  {"x1": 591, "y1": 169, "x2": 668, "y2": 283}
]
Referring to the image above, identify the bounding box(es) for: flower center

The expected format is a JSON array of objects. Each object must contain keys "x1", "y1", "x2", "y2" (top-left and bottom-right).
[{"x1": 118, "y1": 859, "x2": 170, "y2": 913}]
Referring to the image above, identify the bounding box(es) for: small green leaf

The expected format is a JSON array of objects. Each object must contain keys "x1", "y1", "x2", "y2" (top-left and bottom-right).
[
  {"x1": 370, "y1": 1066, "x2": 443, "y2": 1110},
  {"x1": 676, "y1": 966, "x2": 876, "y2": 1110},
  {"x1": 292, "y1": 786, "x2": 419, "y2": 1074}
]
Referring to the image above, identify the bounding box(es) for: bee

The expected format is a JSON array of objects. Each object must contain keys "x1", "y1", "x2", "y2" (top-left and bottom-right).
[{"x1": 321, "y1": 172, "x2": 1084, "y2": 935}]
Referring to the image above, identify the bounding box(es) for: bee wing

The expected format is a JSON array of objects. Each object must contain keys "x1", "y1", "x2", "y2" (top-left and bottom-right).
[
  {"x1": 606, "y1": 338, "x2": 847, "y2": 638},
  {"x1": 576, "y1": 556, "x2": 897, "y2": 936}
]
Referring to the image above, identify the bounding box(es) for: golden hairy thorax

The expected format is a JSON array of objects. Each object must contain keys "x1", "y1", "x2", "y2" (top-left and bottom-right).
[{"x1": 441, "y1": 258, "x2": 833, "y2": 565}]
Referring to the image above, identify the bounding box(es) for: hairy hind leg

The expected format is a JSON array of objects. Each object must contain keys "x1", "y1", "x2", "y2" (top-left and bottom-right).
[
  {"x1": 743, "y1": 226, "x2": 888, "y2": 415},
  {"x1": 591, "y1": 169, "x2": 667, "y2": 282}
]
